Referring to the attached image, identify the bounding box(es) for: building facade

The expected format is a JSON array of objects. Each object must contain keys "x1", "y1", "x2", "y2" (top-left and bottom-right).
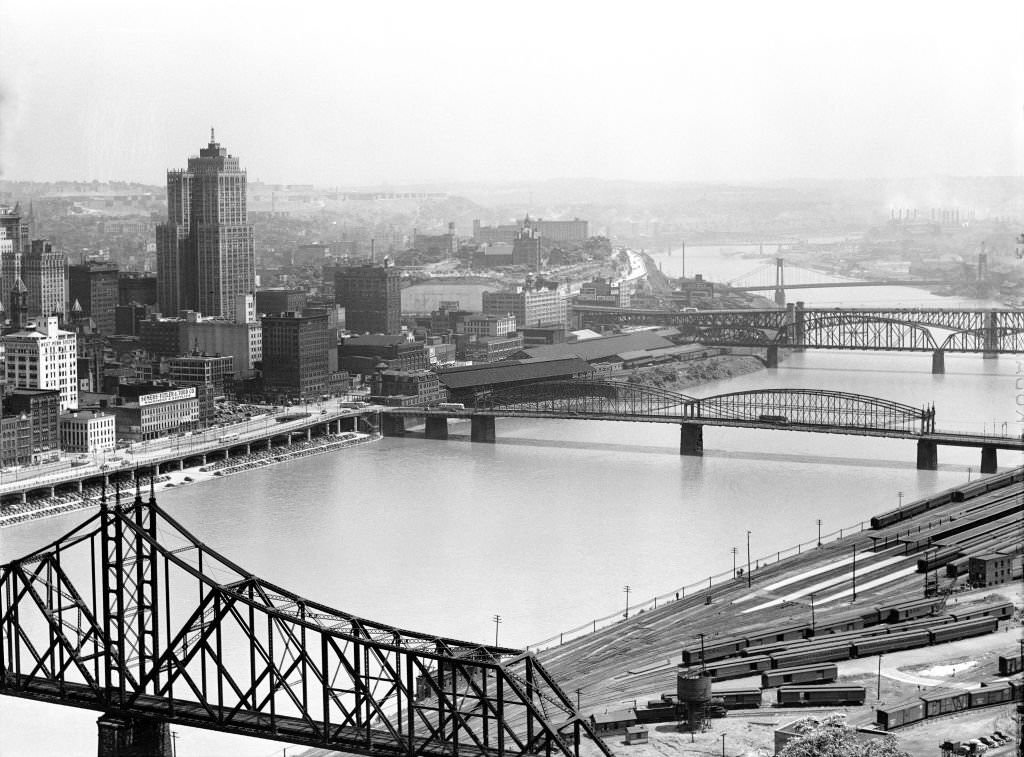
[
  {"x1": 59, "y1": 409, "x2": 117, "y2": 454},
  {"x1": 2, "y1": 316, "x2": 78, "y2": 411},
  {"x1": 22, "y1": 239, "x2": 67, "y2": 320},
  {"x1": 459, "y1": 314, "x2": 517, "y2": 338},
  {"x1": 156, "y1": 131, "x2": 255, "y2": 319},
  {"x1": 482, "y1": 281, "x2": 568, "y2": 328},
  {"x1": 1, "y1": 389, "x2": 61, "y2": 464},
  {"x1": 113, "y1": 383, "x2": 199, "y2": 441},
  {"x1": 334, "y1": 264, "x2": 401, "y2": 334},
  {"x1": 69, "y1": 262, "x2": 119, "y2": 335},
  {"x1": 261, "y1": 311, "x2": 330, "y2": 399}
]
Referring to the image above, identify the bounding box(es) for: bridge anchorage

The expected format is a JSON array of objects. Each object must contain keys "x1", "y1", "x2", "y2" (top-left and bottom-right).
[
  {"x1": 1, "y1": 481, "x2": 612, "y2": 757},
  {"x1": 384, "y1": 380, "x2": 1020, "y2": 471}
]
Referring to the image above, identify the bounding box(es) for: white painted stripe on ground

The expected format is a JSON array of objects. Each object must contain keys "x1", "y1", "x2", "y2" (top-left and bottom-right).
[
  {"x1": 731, "y1": 547, "x2": 903, "y2": 604},
  {"x1": 810, "y1": 565, "x2": 921, "y2": 605},
  {"x1": 740, "y1": 555, "x2": 915, "y2": 613}
]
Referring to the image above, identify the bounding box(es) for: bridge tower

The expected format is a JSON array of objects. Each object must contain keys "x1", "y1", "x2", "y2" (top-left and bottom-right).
[
  {"x1": 774, "y1": 258, "x2": 786, "y2": 306},
  {"x1": 982, "y1": 309, "x2": 999, "y2": 359}
]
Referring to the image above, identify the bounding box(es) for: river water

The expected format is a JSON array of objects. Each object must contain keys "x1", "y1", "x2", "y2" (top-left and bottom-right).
[{"x1": 2, "y1": 246, "x2": 1021, "y2": 756}]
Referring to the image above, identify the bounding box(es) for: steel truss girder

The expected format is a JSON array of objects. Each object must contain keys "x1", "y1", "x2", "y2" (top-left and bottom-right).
[
  {"x1": 475, "y1": 380, "x2": 931, "y2": 433},
  {"x1": 0, "y1": 487, "x2": 612, "y2": 757}
]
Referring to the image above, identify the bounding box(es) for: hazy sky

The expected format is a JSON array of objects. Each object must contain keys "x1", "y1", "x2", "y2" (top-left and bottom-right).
[{"x1": 1, "y1": 0, "x2": 1021, "y2": 185}]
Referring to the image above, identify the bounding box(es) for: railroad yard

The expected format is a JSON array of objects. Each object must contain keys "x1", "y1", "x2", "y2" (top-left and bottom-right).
[{"x1": 536, "y1": 468, "x2": 1024, "y2": 756}]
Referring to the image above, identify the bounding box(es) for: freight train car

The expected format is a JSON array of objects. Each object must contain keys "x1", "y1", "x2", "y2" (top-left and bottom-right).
[
  {"x1": 745, "y1": 624, "x2": 808, "y2": 647},
  {"x1": 851, "y1": 629, "x2": 931, "y2": 657},
  {"x1": 998, "y1": 653, "x2": 1023, "y2": 676},
  {"x1": 777, "y1": 685, "x2": 866, "y2": 707},
  {"x1": 948, "y1": 601, "x2": 1014, "y2": 623},
  {"x1": 706, "y1": 655, "x2": 772, "y2": 681},
  {"x1": 761, "y1": 663, "x2": 838, "y2": 689},
  {"x1": 967, "y1": 681, "x2": 1013, "y2": 707},
  {"x1": 770, "y1": 643, "x2": 853, "y2": 669},
  {"x1": 712, "y1": 688, "x2": 762, "y2": 709},
  {"x1": 876, "y1": 697, "x2": 927, "y2": 729},
  {"x1": 882, "y1": 597, "x2": 945, "y2": 623},
  {"x1": 681, "y1": 636, "x2": 747, "y2": 666},
  {"x1": 928, "y1": 616, "x2": 998, "y2": 645},
  {"x1": 920, "y1": 687, "x2": 971, "y2": 718}
]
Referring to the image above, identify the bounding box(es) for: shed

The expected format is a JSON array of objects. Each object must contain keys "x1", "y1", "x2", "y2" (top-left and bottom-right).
[{"x1": 625, "y1": 725, "x2": 649, "y2": 745}]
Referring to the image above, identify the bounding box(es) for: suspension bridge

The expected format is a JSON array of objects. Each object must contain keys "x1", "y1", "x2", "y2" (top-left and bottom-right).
[
  {"x1": 381, "y1": 381, "x2": 1022, "y2": 472},
  {"x1": 0, "y1": 482, "x2": 612, "y2": 757}
]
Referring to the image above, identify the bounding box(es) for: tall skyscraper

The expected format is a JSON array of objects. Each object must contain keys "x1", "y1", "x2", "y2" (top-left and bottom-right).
[
  {"x1": 157, "y1": 130, "x2": 255, "y2": 320},
  {"x1": 334, "y1": 263, "x2": 401, "y2": 334},
  {"x1": 0, "y1": 203, "x2": 32, "y2": 306},
  {"x1": 22, "y1": 239, "x2": 67, "y2": 320},
  {"x1": 69, "y1": 261, "x2": 119, "y2": 334}
]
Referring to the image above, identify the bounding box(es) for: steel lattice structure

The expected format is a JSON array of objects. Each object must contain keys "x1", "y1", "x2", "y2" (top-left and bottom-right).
[
  {"x1": 469, "y1": 381, "x2": 932, "y2": 434},
  {"x1": 572, "y1": 306, "x2": 1024, "y2": 354},
  {"x1": 1, "y1": 485, "x2": 612, "y2": 757}
]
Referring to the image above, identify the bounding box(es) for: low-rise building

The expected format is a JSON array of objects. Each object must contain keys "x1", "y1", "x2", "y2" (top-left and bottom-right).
[
  {"x1": 463, "y1": 334, "x2": 525, "y2": 363},
  {"x1": 0, "y1": 389, "x2": 61, "y2": 464},
  {"x1": 372, "y1": 369, "x2": 445, "y2": 406},
  {"x1": 969, "y1": 552, "x2": 1023, "y2": 587},
  {"x1": 59, "y1": 409, "x2": 116, "y2": 453},
  {"x1": 339, "y1": 334, "x2": 429, "y2": 376},
  {"x1": 112, "y1": 382, "x2": 199, "y2": 441}
]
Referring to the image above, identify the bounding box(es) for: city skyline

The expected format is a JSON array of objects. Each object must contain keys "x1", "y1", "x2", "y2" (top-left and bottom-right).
[{"x1": 0, "y1": 1, "x2": 1021, "y2": 186}]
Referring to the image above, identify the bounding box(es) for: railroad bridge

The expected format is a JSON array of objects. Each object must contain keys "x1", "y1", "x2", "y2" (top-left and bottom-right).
[
  {"x1": 571, "y1": 305, "x2": 1024, "y2": 372},
  {"x1": 1, "y1": 483, "x2": 611, "y2": 757},
  {"x1": 382, "y1": 381, "x2": 1022, "y2": 472}
]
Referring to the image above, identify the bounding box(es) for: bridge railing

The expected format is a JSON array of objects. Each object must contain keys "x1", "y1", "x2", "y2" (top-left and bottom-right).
[{"x1": 526, "y1": 519, "x2": 869, "y2": 654}]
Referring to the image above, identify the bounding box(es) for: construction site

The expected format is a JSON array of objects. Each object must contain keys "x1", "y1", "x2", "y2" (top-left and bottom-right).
[{"x1": 533, "y1": 468, "x2": 1024, "y2": 756}]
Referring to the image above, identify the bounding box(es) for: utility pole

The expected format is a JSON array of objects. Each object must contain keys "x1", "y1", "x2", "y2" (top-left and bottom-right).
[
  {"x1": 809, "y1": 593, "x2": 816, "y2": 634},
  {"x1": 575, "y1": 688, "x2": 583, "y2": 711},
  {"x1": 731, "y1": 546, "x2": 738, "y2": 577},
  {"x1": 746, "y1": 531, "x2": 752, "y2": 588},
  {"x1": 897, "y1": 491, "x2": 903, "y2": 511},
  {"x1": 877, "y1": 654, "x2": 883, "y2": 700},
  {"x1": 698, "y1": 632, "x2": 707, "y2": 674},
  {"x1": 171, "y1": 731, "x2": 180, "y2": 757},
  {"x1": 492, "y1": 614, "x2": 502, "y2": 647},
  {"x1": 817, "y1": 518, "x2": 822, "y2": 547},
  {"x1": 623, "y1": 585, "x2": 631, "y2": 618}
]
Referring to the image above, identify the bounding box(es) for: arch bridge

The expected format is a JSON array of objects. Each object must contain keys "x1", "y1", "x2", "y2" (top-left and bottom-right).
[
  {"x1": 384, "y1": 380, "x2": 1020, "y2": 471},
  {"x1": 1, "y1": 484, "x2": 611, "y2": 757}
]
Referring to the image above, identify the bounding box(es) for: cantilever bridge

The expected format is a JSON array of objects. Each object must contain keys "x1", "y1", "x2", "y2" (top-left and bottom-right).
[
  {"x1": 1, "y1": 484, "x2": 612, "y2": 757},
  {"x1": 383, "y1": 381, "x2": 1022, "y2": 472}
]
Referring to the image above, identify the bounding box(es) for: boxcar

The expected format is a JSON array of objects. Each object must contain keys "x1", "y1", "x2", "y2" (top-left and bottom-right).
[
  {"x1": 681, "y1": 636, "x2": 746, "y2": 666},
  {"x1": 770, "y1": 642, "x2": 853, "y2": 669},
  {"x1": 707, "y1": 655, "x2": 772, "y2": 681},
  {"x1": 997, "y1": 653, "x2": 1023, "y2": 676},
  {"x1": 761, "y1": 663, "x2": 838, "y2": 689},
  {"x1": 711, "y1": 688, "x2": 762, "y2": 709},
  {"x1": 851, "y1": 629, "x2": 930, "y2": 658},
  {"x1": 777, "y1": 685, "x2": 866, "y2": 707},
  {"x1": 928, "y1": 616, "x2": 998, "y2": 645},
  {"x1": 883, "y1": 597, "x2": 944, "y2": 623},
  {"x1": 920, "y1": 687, "x2": 970, "y2": 718},
  {"x1": 810, "y1": 615, "x2": 867, "y2": 635},
  {"x1": 876, "y1": 697, "x2": 926, "y2": 729},
  {"x1": 968, "y1": 681, "x2": 1013, "y2": 708},
  {"x1": 633, "y1": 704, "x2": 678, "y2": 724},
  {"x1": 949, "y1": 601, "x2": 1015, "y2": 623},
  {"x1": 745, "y1": 624, "x2": 809, "y2": 647},
  {"x1": 742, "y1": 639, "x2": 807, "y2": 658}
]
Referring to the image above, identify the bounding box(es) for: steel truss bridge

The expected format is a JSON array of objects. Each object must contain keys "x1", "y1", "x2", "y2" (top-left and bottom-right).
[
  {"x1": 1, "y1": 485, "x2": 612, "y2": 757},
  {"x1": 384, "y1": 381, "x2": 1022, "y2": 471},
  {"x1": 572, "y1": 305, "x2": 1024, "y2": 363}
]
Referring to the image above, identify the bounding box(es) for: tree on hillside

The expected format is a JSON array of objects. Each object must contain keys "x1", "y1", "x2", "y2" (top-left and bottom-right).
[{"x1": 779, "y1": 715, "x2": 911, "y2": 757}]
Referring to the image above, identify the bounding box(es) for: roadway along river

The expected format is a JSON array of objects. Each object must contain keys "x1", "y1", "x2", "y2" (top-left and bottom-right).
[{"x1": 1, "y1": 263, "x2": 1021, "y2": 756}]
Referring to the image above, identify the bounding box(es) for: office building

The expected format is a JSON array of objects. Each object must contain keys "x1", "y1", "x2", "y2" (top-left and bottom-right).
[
  {"x1": 1, "y1": 389, "x2": 61, "y2": 465},
  {"x1": 473, "y1": 217, "x2": 588, "y2": 244},
  {"x1": 156, "y1": 130, "x2": 255, "y2": 319},
  {"x1": 458, "y1": 314, "x2": 516, "y2": 338},
  {"x1": 138, "y1": 312, "x2": 261, "y2": 378},
  {"x1": 22, "y1": 239, "x2": 67, "y2": 320},
  {"x1": 512, "y1": 219, "x2": 542, "y2": 271},
  {"x1": 59, "y1": 409, "x2": 117, "y2": 454},
  {"x1": 113, "y1": 382, "x2": 199, "y2": 441},
  {"x1": 255, "y1": 288, "x2": 307, "y2": 316},
  {"x1": 334, "y1": 263, "x2": 401, "y2": 334},
  {"x1": 69, "y1": 262, "x2": 119, "y2": 335},
  {"x1": 261, "y1": 311, "x2": 330, "y2": 399},
  {"x1": 118, "y1": 272, "x2": 158, "y2": 307},
  {"x1": 482, "y1": 280, "x2": 568, "y2": 328},
  {"x1": 0, "y1": 203, "x2": 32, "y2": 255},
  {"x1": 338, "y1": 334, "x2": 428, "y2": 376},
  {"x1": 2, "y1": 316, "x2": 78, "y2": 411}
]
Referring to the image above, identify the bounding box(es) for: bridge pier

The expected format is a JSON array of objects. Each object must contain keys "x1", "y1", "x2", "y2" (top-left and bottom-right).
[
  {"x1": 774, "y1": 287, "x2": 786, "y2": 306},
  {"x1": 916, "y1": 439, "x2": 938, "y2": 470},
  {"x1": 471, "y1": 415, "x2": 495, "y2": 443},
  {"x1": 931, "y1": 350, "x2": 945, "y2": 374},
  {"x1": 679, "y1": 424, "x2": 703, "y2": 456},
  {"x1": 766, "y1": 346, "x2": 779, "y2": 369},
  {"x1": 382, "y1": 415, "x2": 407, "y2": 437},
  {"x1": 97, "y1": 713, "x2": 172, "y2": 757},
  {"x1": 980, "y1": 445, "x2": 997, "y2": 474},
  {"x1": 424, "y1": 415, "x2": 449, "y2": 440}
]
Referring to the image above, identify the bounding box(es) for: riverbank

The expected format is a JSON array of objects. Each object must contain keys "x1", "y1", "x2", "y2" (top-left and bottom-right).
[
  {"x1": 623, "y1": 353, "x2": 767, "y2": 393},
  {"x1": 0, "y1": 431, "x2": 380, "y2": 529}
]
